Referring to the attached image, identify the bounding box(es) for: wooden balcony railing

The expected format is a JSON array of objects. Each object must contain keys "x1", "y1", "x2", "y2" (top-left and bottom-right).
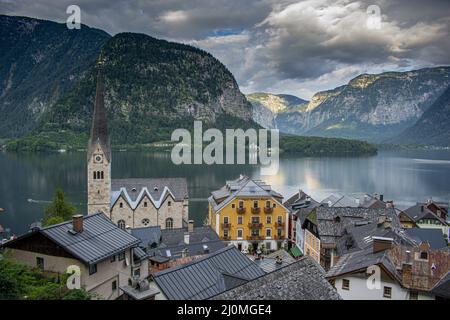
[
  {"x1": 247, "y1": 235, "x2": 263, "y2": 240},
  {"x1": 264, "y1": 207, "x2": 273, "y2": 214},
  {"x1": 251, "y1": 207, "x2": 261, "y2": 214},
  {"x1": 236, "y1": 207, "x2": 246, "y2": 214},
  {"x1": 221, "y1": 223, "x2": 232, "y2": 229},
  {"x1": 222, "y1": 236, "x2": 231, "y2": 241},
  {"x1": 275, "y1": 222, "x2": 285, "y2": 228},
  {"x1": 248, "y1": 223, "x2": 263, "y2": 229},
  {"x1": 273, "y1": 235, "x2": 285, "y2": 240}
]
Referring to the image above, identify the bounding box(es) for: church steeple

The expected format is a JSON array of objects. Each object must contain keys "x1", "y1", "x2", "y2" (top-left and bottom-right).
[
  {"x1": 87, "y1": 52, "x2": 111, "y2": 216},
  {"x1": 88, "y1": 52, "x2": 111, "y2": 162}
]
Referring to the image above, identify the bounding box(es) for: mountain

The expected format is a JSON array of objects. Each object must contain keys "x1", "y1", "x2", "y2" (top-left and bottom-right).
[
  {"x1": 274, "y1": 67, "x2": 450, "y2": 142},
  {"x1": 391, "y1": 85, "x2": 450, "y2": 146},
  {"x1": 40, "y1": 32, "x2": 255, "y2": 144},
  {"x1": 0, "y1": 15, "x2": 255, "y2": 146},
  {"x1": 0, "y1": 15, "x2": 110, "y2": 137},
  {"x1": 246, "y1": 92, "x2": 308, "y2": 129}
]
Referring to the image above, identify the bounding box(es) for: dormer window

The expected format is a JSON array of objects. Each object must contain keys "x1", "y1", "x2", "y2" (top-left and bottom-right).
[
  {"x1": 131, "y1": 188, "x2": 137, "y2": 192},
  {"x1": 154, "y1": 186, "x2": 158, "y2": 191}
]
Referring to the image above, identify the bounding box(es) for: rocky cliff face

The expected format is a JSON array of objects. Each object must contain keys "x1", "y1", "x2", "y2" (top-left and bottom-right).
[
  {"x1": 246, "y1": 92, "x2": 308, "y2": 129},
  {"x1": 391, "y1": 85, "x2": 450, "y2": 146},
  {"x1": 0, "y1": 15, "x2": 110, "y2": 137},
  {"x1": 274, "y1": 67, "x2": 450, "y2": 142}
]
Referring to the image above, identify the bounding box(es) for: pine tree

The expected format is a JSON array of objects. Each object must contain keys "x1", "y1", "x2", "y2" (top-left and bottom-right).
[{"x1": 43, "y1": 188, "x2": 76, "y2": 226}]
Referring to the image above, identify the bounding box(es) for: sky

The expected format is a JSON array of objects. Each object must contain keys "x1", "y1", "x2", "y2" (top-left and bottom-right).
[{"x1": 2, "y1": 0, "x2": 450, "y2": 99}]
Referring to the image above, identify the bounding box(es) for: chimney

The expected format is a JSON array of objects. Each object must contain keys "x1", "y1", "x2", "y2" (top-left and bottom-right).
[
  {"x1": 401, "y1": 262, "x2": 412, "y2": 288},
  {"x1": 372, "y1": 236, "x2": 393, "y2": 253},
  {"x1": 184, "y1": 232, "x2": 190, "y2": 245},
  {"x1": 386, "y1": 200, "x2": 394, "y2": 208},
  {"x1": 72, "y1": 215, "x2": 83, "y2": 233},
  {"x1": 377, "y1": 214, "x2": 387, "y2": 226},
  {"x1": 421, "y1": 205, "x2": 424, "y2": 212},
  {"x1": 188, "y1": 220, "x2": 194, "y2": 233},
  {"x1": 379, "y1": 194, "x2": 384, "y2": 202}
]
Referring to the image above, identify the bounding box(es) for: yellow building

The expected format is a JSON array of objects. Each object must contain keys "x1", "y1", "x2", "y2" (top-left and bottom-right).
[{"x1": 208, "y1": 175, "x2": 289, "y2": 252}]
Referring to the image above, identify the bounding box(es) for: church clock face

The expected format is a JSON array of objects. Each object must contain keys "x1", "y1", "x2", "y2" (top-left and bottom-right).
[{"x1": 94, "y1": 154, "x2": 103, "y2": 163}]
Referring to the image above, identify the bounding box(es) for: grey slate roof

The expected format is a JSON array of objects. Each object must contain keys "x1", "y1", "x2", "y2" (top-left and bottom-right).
[
  {"x1": 405, "y1": 228, "x2": 448, "y2": 249},
  {"x1": 308, "y1": 207, "x2": 400, "y2": 244},
  {"x1": 152, "y1": 246, "x2": 266, "y2": 300},
  {"x1": 321, "y1": 193, "x2": 385, "y2": 209},
  {"x1": 211, "y1": 256, "x2": 341, "y2": 300},
  {"x1": 403, "y1": 204, "x2": 448, "y2": 225},
  {"x1": 111, "y1": 178, "x2": 188, "y2": 202},
  {"x1": 4, "y1": 213, "x2": 140, "y2": 265},
  {"x1": 145, "y1": 226, "x2": 226, "y2": 259},
  {"x1": 131, "y1": 226, "x2": 161, "y2": 248},
  {"x1": 87, "y1": 64, "x2": 111, "y2": 162},
  {"x1": 431, "y1": 271, "x2": 450, "y2": 299},
  {"x1": 336, "y1": 221, "x2": 416, "y2": 256},
  {"x1": 326, "y1": 246, "x2": 400, "y2": 282}
]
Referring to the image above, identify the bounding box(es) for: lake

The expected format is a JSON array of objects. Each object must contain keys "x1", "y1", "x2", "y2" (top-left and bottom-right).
[{"x1": 1, "y1": 149, "x2": 450, "y2": 235}]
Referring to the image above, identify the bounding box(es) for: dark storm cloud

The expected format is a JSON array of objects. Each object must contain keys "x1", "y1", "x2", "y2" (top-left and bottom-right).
[{"x1": 2, "y1": 0, "x2": 449, "y2": 98}]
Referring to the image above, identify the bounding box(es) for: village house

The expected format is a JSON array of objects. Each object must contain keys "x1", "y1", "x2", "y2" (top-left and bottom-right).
[
  {"x1": 327, "y1": 239, "x2": 450, "y2": 300},
  {"x1": 283, "y1": 190, "x2": 321, "y2": 257},
  {"x1": 321, "y1": 193, "x2": 387, "y2": 209},
  {"x1": 130, "y1": 220, "x2": 226, "y2": 273},
  {"x1": 0, "y1": 214, "x2": 158, "y2": 300},
  {"x1": 401, "y1": 202, "x2": 449, "y2": 239},
  {"x1": 302, "y1": 207, "x2": 402, "y2": 270},
  {"x1": 86, "y1": 56, "x2": 189, "y2": 230},
  {"x1": 208, "y1": 175, "x2": 289, "y2": 252}
]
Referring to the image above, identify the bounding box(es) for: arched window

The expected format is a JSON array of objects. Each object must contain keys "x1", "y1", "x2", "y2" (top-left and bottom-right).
[
  {"x1": 117, "y1": 220, "x2": 126, "y2": 230},
  {"x1": 93, "y1": 171, "x2": 97, "y2": 179},
  {"x1": 168, "y1": 200, "x2": 172, "y2": 207},
  {"x1": 101, "y1": 171, "x2": 104, "y2": 179},
  {"x1": 119, "y1": 202, "x2": 123, "y2": 208},
  {"x1": 165, "y1": 218, "x2": 173, "y2": 230},
  {"x1": 142, "y1": 218, "x2": 150, "y2": 226}
]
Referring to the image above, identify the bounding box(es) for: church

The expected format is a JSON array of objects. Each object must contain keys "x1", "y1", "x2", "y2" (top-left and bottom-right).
[{"x1": 86, "y1": 56, "x2": 189, "y2": 230}]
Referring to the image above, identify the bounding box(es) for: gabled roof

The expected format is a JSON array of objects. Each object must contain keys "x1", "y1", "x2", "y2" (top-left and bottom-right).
[
  {"x1": 431, "y1": 271, "x2": 450, "y2": 299},
  {"x1": 145, "y1": 226, "x2": 226, "y2": 259},
  {"x1": 152, "y1": 246, "x2": 266, "y2": 300},
  {"x1": 211, "y1": 256, "x2": 341, "y2": 300},
  {"x1": 305, "y1": 207, "x2": 400, "y2": 244},
  {"x1": 403, "y1": 204, "x2": 448, "y2": 225},
  {"x1": 321, "y1": 193, "x2": 385, "y2": 209},
  {"x1": 111, "y1": 178, "x2": 188, "y2": 209},
  {"x1": 209, "y1": 175, "x2": 284, "y2": 213},
  {"x1": 405, "y1": 228, "x2": 448, "y2": 249},
  {"x1": 3, "y1": 213, "x2": 140, "y2": 265},
  {"x1": 326, "y1": 247, "x2": 400, "y2": 283}
]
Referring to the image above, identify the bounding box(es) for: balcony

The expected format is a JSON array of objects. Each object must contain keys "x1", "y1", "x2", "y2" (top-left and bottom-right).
[
  {"x1": 236, "y1": 207, "x2": 246, "y2": 214},
  {"x1": 275, "y1": 222, "x2": 285, "y2": 228},
  {"x1": 264, "y1": 207, "x2": 273, "y2": 214},
  {"x1": 221, "y1": 223, "x2": 232, "y2": 229},
  {"x1": 248, "y1": 223, "x2": 263, "y2": 229},
  {"x1": 222, "y1": 236, "x2": 231, "y2": 241},
  {"x1": 273, "y1": 235, "x2": 284, "y2": 240},
  {"x1": 251, "y1": 207, "x2": 261, "y2": 214},
  {"x1": 247, "y1": 235, "x2": 263, "y2": 240}
]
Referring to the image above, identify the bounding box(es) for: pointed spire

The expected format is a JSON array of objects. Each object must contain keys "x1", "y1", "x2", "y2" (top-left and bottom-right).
[{"x1": 87, "y1": 52, "x2": 111, "y2": 161}]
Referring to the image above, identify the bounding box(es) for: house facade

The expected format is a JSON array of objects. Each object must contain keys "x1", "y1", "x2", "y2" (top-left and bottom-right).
[
  {"x1": 208, "y1": 176, "x2": 289, "y2": 252},
  {"x1": 1, "y1": 214, "x2": 153, "y2": 300}
]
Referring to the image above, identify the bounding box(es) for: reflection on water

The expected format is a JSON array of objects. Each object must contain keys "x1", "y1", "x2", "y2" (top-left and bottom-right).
[{"x1": 1, "y1": 150, "x2": 450, "y2": 234}]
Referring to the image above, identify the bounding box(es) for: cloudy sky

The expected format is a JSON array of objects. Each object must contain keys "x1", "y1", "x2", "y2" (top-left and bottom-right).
[{"x1": 2, "y1": 0, "x2": 450, "y2": 99}]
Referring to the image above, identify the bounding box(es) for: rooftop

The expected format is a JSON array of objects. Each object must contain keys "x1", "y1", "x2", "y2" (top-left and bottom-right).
[
  {"x1": 152, "y1": 245, "x2": 266, "y2": 300},
  {"x1": 2, "y1": 213, "x2": 140, "y2": 265},
  {"x1": 212, "y1": 256, "x2": 341, "y2": 300},
  {"x1": 209, "y1": 175, "x2": 284, "y2": 213}
]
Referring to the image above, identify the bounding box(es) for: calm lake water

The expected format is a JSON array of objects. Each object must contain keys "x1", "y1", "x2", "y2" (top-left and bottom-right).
[{"x1": 1, "y1": 150, "x2": 450, "y2": 235}]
